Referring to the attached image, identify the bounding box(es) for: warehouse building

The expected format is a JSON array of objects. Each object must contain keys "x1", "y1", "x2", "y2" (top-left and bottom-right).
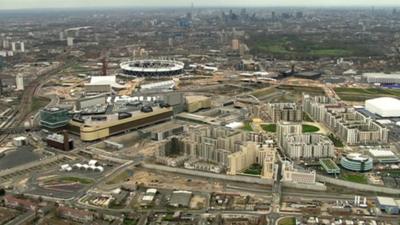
[
  {"x1": 376, "y1": 196, "x2": 400, "y2": 214},
  {"x1": 140, "y1": 121, "x2": 184, "y2": 141},
  {"x1": 363, "y1": 73, "x2": 400, "y2": 84},
  {"x1": 84, "y1": 76, "x2": 125, "y2": 95},
  {"x1": 365, "y1": 97, "x2": 400, "y2": 118},
  {"x1": 46, "y1": 132, "x2": 74, "y2": 151},
  {"x1": 76, "y1": 94, "x2": 107, "y2": 111},
  {"x1": 368, "y1": 149, "x2": 400, "y2": 164}
]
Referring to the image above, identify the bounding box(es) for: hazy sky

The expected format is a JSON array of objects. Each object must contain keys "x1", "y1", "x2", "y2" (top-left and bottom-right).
[{"x1": 1, "y1": 0, "x2": 400, "y2": 10}]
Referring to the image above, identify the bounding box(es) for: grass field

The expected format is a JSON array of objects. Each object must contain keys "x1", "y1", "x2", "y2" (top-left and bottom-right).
[
  {"x1": 302, "y1": 124, "x2": 320, "y2": 133},
  {"x1": 31, "y1": 96, "x2": 50, "y2": 112},
  {"x1": 250, "y1": 34, "x2": 382, "y2": 58},
  {"x1": 243, "y1": 163, "x2": 263, "y2": 175},
  {"x1": 261, "y1": 124, "x2": 319, "y2": 133},
  {"x1": 252, "y1": 87, "x2": 276, "y2": 98},
  {"x1": 341, "y1": 173, "x2": 368, "y2": 184},
  {"x1": 123, "y1": 219, "x2": 138, "y2": 225},
  {"x1": 334, "y1": 87, "x2": 400, "y2": 102},
  {"x1": 278, "y1": 217, "x2": 296, "y2": 225},
  {"x1": 261, "y1": 124, "x2": 277, "y2": 132},
  {"x1": 328, "y1": 134, "x2": 344, "y2": 147},
  {"x1": 277, "y1": 85, "x2": 325, "y2": 95},
  {"x1": 242, "y1": 122, "x2": 253, "y2": 132},
  {"x1": 106, "y1": 170, "x2": 132, "y2": 185}
]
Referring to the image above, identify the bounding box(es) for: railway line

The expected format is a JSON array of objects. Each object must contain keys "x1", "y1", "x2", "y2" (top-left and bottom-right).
[{"x1": 0, "y1": 59, "x2": 74, "y2": 145}]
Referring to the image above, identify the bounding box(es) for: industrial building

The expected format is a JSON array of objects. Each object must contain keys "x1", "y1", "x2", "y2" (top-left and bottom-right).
[
  {"x1": 39, "y1": 107, "x2": 70, "y2": 130},
  {"x1": 363, "y1": 73, "x2": 400, "y2": 84},
  {"x1": 84, "y1": 76, "x2": 125, "y2": 95},
  {"x1": 140, "y1": 80, "x2": 176, "y2": 92},
  {"x1": 365, "y1": 97, "x2": 400, "y2": 118},
  {"x1": 376, "y1": 196, "x2": 400, "y2": 214},
  {"x1": 76, "y1": 94, "x2": 107, "y2": 111},
  {"x1": 303, "y1": 95, "x2": 388, "y2": 145},
  {"x1": 368, "y1": 149, "x2": 400, "y2": 164},
  {"x1": 294, "y1": 71, "x2": 322, "y2": 80},
  {"x1": 140, "y1": 121, "x2": 184, "y2": 141},
  {"x1": 69, "y1": 107, "x2": 173, "y2": 141},
  {"x1": 46, "y1": 133, "x2": 74, "y2": 151},
  {"x1": 13, "y1": 136, "x2": 28, "y2": 147},
  {"x1": 120, "y1": 59, "x2": 184, "y2": 77},
  {"x1": 340, "y1": 153, "x2": 373, "y2": 172}
]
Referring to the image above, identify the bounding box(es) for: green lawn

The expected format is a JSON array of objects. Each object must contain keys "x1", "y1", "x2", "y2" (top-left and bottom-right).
[
  {"x1": 302, "y1": 124, "x2": 320, "y2": 133},
  {"x1": 309, "y1": 49, "x2": 353, "y2": 57},
  {"x1": 261, "y1": 124, "x2": 319, "y2": 133},
  {"x1": 250, "y1": 34, "x2": 383, "y2": 58},
  {"x1": 243, "y1": 163, "x2": 263, "y2": 175},
  {"x1": 242, "y1": 122, "x2": 253, "y2": 132},
  {"x1": 123, "y1": 219, "x2": 138, "y2": 225},
  {"x1": 334, "y1": 87, "x2": 400, "y2": 102},
  {"x1": 31, "y1": 96, "x2": 50, "y2": 112},
  {"x1": 341, "y1": 173, "x2": 368, "y2": 184},
  {"x1": 277, "y1": 85, "x2": 325, "y2": 95},
  {"x1": 328, "y1": 134, "x2": 344, "y2": 147},
  {"x1": 278, "y1": 217, "x2": 296, "y2": 225},
  {"x1": 261, "y1": 124, "x2": 277, "y2": 132},
  {"x1": 106, "y1": 170, "x2": 132, "y2": 185}
]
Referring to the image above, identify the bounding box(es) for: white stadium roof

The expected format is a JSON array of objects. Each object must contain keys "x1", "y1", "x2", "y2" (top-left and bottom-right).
[{"x1": 365, "y1": 97, "x2": 400, "y2": 117}]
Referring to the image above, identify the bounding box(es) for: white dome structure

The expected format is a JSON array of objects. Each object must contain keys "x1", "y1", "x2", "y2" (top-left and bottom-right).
[{"x1": 365, "y1": 97, "x2": 400, "y2": 117}]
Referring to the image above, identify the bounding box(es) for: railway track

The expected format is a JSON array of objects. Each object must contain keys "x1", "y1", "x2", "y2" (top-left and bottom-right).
[{"x1": 0, "y1": 59, "x2": 74, "y2": 144}]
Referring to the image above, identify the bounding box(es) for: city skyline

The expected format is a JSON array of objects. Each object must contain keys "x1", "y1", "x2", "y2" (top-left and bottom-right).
[{"x1": 1, "y1": 0, "x2": 400, "y2": 10}]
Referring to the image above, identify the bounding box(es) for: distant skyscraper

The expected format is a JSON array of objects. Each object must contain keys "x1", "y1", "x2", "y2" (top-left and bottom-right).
[
  {"x1": 11, "y1": 42, "x2": 16, "y2": 52},
  {"x1": 16, "y1": 74, "x2": 24, "y2": 90},
  {"x1": 2, "y1": 39, "x2": 9, "y2": 49},
  {"x1": 168, "y1": 38, "x2": 173, "y2": 47},
  {"x1": 67, "y1": 37, "x2": 74, "y2": 47},
  {"x1": 296, "y1": 11, "x2": 303, "y2": 18},
  {"x1": 59, "y1": 31, "x2": 64, "y2": 41},
  {"x1": 232, "y1": 39, "x2": 240, "y2": 50},
  {"x1": 20, "y1": 42, "x2": 25, "y2": 52}
]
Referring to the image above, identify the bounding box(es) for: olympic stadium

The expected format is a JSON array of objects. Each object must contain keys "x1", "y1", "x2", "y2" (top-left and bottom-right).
[{"x1": 120, "y1": 59, "x2": 184, "y2": 77}]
